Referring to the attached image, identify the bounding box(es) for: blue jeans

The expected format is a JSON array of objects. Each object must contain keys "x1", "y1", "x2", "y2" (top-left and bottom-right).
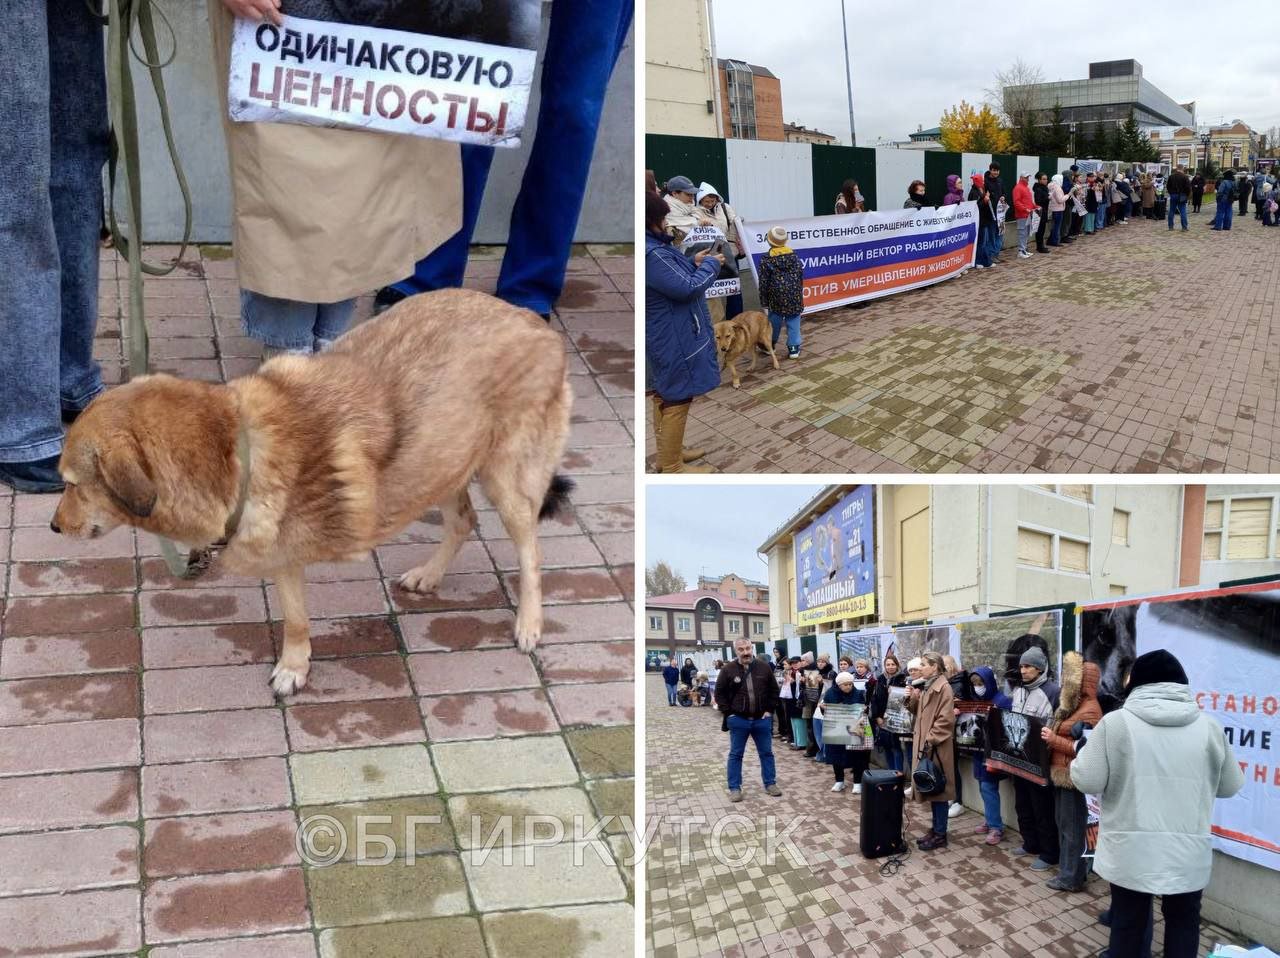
[
  {"x1": 931, "y1": 800, "x2": 949, "y2": 836},
  {"x1": 812, "y1": 715, "x2": 826, "y2": 762},
  {"x1": 394, "y1": 0, "x2": 632, "y2": 313},
  {"x1": 1049, "y1": 211, "x2": 1063, "y2": 245},
  {"x1": 1167, "y1": 193, "x2": 1188, "y2": 229},
  {"x1": 1213, "y1": 199, "x2": 1234, "y2": 230},
  {"x1": 726, "y1": 715, "x2": 776, "y2": 790},
  {"x1": 0, "y1": 1, "x2": 108, "y2": 463},
  {"x1": 1123, "y1": 197, "x2": 1132, "y2": 219},
  {"x1": 665, "y1": 682, "x2": 677, "y2": 705},
  {"x1": 979, "y1": 775, "x2": 1003, "y2": 830},
  {"x1": 985, "y1": 221, "x2": 1003, "y2": 261},
  {"x1": 975, "y1": 223, "x2": 994, "y2": 267},
  {"x1": 768, "y1": 311, "x2": 801, "y2": 348},
  {"x1": 241, "y1": 291, "x2": 356, "y2": 351}
]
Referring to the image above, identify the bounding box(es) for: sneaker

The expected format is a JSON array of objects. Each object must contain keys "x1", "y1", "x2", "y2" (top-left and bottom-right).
[
  {"x1": 0, "y1": 455, "x2": 64, "y2": 494},
  {"x1": 1018, "y1": 251, "x2": 1032, "y2": 259},
  {"x1": 975, "y1": 264, "x2": 988, "y2": 270},
  {"x1": 973, "y1": 823, "x2": 990, "y2": 834},
  {"x1": 1046, "y1": 875, "x2": 1082, "y2": 891},
  {"x1": 903, "y1": 786, "x2": 913, "y2": 798},
  {"x1": 729, "y1": 789, "x2": 743, "y2": 803},
  {"x1": 985, "y1": 829, "x2": 1004, "y2": 845},
  {"x1": 948, "y1": 801, "x2": 964, "y2": 819},
  {"x1": 787, "y1": 346, "x2": 800, "y2": 360},
  {"x1": 764, "y1": 784, "x2": 782, "y2": 797},
  {"x1": 919, "y1": 833, "x2": 948, "y2": 851},
  {"x1": 831, "y1": 781, "x2": 846, "y2": 792},
  {"x1": 1012, "y1": 846, "x2": 1033, "y2": 857},
  {"x1": 1030, "y1": 857, "x2": 1055, "y2": 871},
  {"x1": 852, "y1": 784, "x2": 862, "y2": 795}
]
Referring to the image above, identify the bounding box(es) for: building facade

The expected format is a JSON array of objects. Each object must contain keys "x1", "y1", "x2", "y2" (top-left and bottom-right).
[
  {"x1": 783, "y1": 122, "x2": 836, "y2": 145},
  {"x1": 695, "y1": 573, "x2": 769, "y2": 605},
  {"x1": 717, "y1": 59, "x2": 784, "y2": 141},
  {"x1": 1150, "y1": 123, "x2": 1260, "y2": 171},
  {"x1": 644, "y1": 590, "x2": 770, "y2": 668},
  {"x1": 644, "y1": 0, "x2": 720, "y2": 137}
]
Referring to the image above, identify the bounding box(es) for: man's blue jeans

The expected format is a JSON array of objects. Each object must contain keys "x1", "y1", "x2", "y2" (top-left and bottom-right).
[
  {"x1": 1048, "y1": 211, "x2": 1063, "y2": 245},
  {"x1": 0, "y1": 1, "x2": 107, "y2": 463},
  {"x1": 665, "y1": 682, "x2": 677, "y2": 705},
  {"x1": 726, "y1": 714, "x2": 776, "y2": 790},
  {"x1": 985, "y1": 221, "x2": 1003, "y2": 261},
  {"x1": 393, "y1": 0, "x2": 632, "y2": 314},
  {"x1": 1167, "y1": 193, "x2": 1188, "y2": 230},
  {"x1": 1213, "y1": 199, "x2": 1234, "y2": 230}
]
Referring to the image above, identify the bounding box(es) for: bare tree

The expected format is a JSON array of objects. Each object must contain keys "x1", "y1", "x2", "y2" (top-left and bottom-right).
[{"x1": 985, "y1": 59, "x2": 1046, "y2": 132}]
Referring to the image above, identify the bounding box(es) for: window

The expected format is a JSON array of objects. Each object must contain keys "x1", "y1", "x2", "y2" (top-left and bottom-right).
[
  {"x1": 728, "y1": 620, "x2": 741, "y2": 634},
  {"x1": 677, "y1": 617, "x2": 691, "y2": 632},
  {"x1": 1060, "y1": 538, "x2": 1090, "y2": 573},
  {"x1": 1204, "y1": 500, "x2": 1223, "y2": 560},
  {"x1": 1112, "y1": 509, "x2": 1130, "y2": 546},
  {"x1": 1109, "y1": 584, "x2": 1126, "y2": 597},
  {"x1": 752, "y1": 621, "x2": 764, "y2": 635},
  {"x1": 730, "y1": 589, "x2": 737, "y2": 598},
  {"x1": 1227, "y1": 498, "x2": 1271, "y2": 560},
  {"x1": 1061, "y1": 485, "x2": 1093, "y2": 503},
  {"x1": 648, "y1": 615, "x2": 662, "y2": 631},
  {"x1": 1018, "y1": 528, "x2": 1053, "y2": 568}
]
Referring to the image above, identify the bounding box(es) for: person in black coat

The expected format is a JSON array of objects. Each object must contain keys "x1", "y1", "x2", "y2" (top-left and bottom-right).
[
  {"x1": 1190, "y1": 173, "x2": 1205, "y2": 212},
  {"x1": 823, "y1": 671, "x2": 872, "y2": 792},
  {"x1": 1032, "y1": 173, "x2": 1051, "y2": 253},
  {"x1": 679, "y1": 657, "x2": 697, "y2": 688},
  {"x1": 869, "y1": 653, "x2": 907, "y2": 773}
]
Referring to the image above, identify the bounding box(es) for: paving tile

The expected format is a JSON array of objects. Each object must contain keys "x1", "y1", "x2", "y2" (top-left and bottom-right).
[
  {"x1": 139, "y1": 588, "x2": 268, "y2": 628},
  {"x1": 0, "y1": 768, "x2": 137, "y2": 834},
  {"x1": 296, "y1": 795, "x2": 452, "y2": 861},
  {"x1": 144, "y1": 810, "x2": 300, "y2": 877},
  {"x1": 483, "y1": 903, "x2": 636, "y2": 958},
  {"x1": 144, "y1": 708, "x2": 287, "y2": 764},
  {"x1": 143, "y1": 756, "x2": 292, "y2": 817},
  {"x1": 286, "y1": 615, "x2": 402, "y2": 659},
  {"x1": 448, "y1": 786, "x2": 598, "y2": 850},
  {"x1": 0, "y1": 717, "x2": 139, "y2": 777},
  {"x1": 8, "y1": 557, "x2": 137, "y2": 595},
  {"x1": 585, "y1": 778, "x2": 632, "y2": 833},
  {"x1": 407, "y1": 648, "x2": 540, "y2": 695},
  {"x1": 503, "y1": 568, "x2": 626, "y2": 606},
  {"x1": 572, "y1": 503, "x2": 633, "y2": 534},
  {"x1": 307, "y1": 854, "x2": 470, "y2": 927},
  {"x1": 420, "y1": 688, "x2": 559, "y2": 741},
  {"x1": 11, "y1": 493, "x2": 59, "y2": 526},
  {"x1": 143, "y1": 867, "x2": 310, "y2": 944},
  {"x1": 590, "y1": 531, "x2": 635, "y2": 567},
  {"x1": 290, "y1": 743, "x2": 436, "y2": 805},
  {"x1": 9, "y1": 523, "x2": 133, "y2": 561},
  {"x1": 388, "y1": 572, "x2": 506, "y2": 612},
  {"x1": 284, "y1": 655, "x2": 412, "y2": 703},
  {"x1": 486, "y1": 534, "x2": 605, "y2": 571},
  {"x1": 0, "y1": 629, "x2": 141, "y2": 678},
  {"x1": 432, "y1": 736, "x2": 578, "y2": 793},
  {"x1": 547, "y1": 682, "x2": 634, "y2": 727},
  {"x1": 0, "y1": 672, "x2": 139, "y2": 726},
  {"x1": 265, "y1": 578, "x2": 388, "y2": 619},
  {"x1": 565, "y1": 726, "x2": 634, "y2": 779},
  {"x1": 534, "y1": 641, "x2": 632, "y2": 684},
  {"x1": 464, "y1": 842, "x2": 625, "y2": 911},
  {"x1": 0, "y1": 887, "x2": 140, "y2": 956},
  {"x1": 0, "y1": 825, "x2": 139, "y2": 896},
  {"x1": 376, "y1": 540, "x2": 492, "y2": 577},
  {"x1": 143, "y1": 664, "x2": 276, "y2": 714},
  {"x1": 149, "y1": 932, "x2": 318, "y2": 958},
  {"x1": 139, "y1": 556, "x2": 264, "y2": 591},
  {"x1": 318, "y1": 916, "x2": 485, "y2": 958},
  {"x1": 2, "y1": 592, "x2": 135, "y2": 637},
  {"x1": 539, "y1": 603, "x2": 635, "y2": 644},
  {"x1": 142, "y1": 623, "x2": 276, "y2": 669},
  {"x1": 286, "y1": 697, "x2": 426, "y2": 751},
  {"x1": 398, "y1": 608, "x2": 516, "y2": 653}
]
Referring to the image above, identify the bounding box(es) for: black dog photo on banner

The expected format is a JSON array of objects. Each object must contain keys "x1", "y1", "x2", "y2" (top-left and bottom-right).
[
  {"x1": 984, "y1": 707, "x2": 1050, "y2": 785},
  {"x1": 954, "y1": 701, "x2": 993, "y2": 756}
]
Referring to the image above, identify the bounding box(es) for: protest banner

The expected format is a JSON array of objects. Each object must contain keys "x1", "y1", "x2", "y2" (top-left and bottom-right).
[
  {"x1": 736, "y1": 202, "x2": 977, "y2": 315},
  {"x1": 957, "y1": 609, "x2": 1061, "y2": 699},
  {"x1": 1081, "y1": 582, "x2": 1280, "y2": 872},
  {"x1": 954, "y1": 701, "x2": 994, "y2": 756},
  {"x1": 836, "y1": 628, "x2": 888, "y2": 676},
  {"x1": 883, "y1": 624, "x2": 959, "y2": 668},
  {"x1": 679, "y1": 226, "x2": 740, "y2": 299},
  {"x1": 985, "y1": 707, "x2": 1051, "y2": 785},
  {"x1": 228, "y1": 2, "x2": 539, "y2": 147},
  {"x1": 884, "y1": 685, "x2": 914, "y2": 736},
  {"x1": 794, "y1": 486, "x2": 875, "y2": 626},
  {"x1": 823, "y1": 704, "x2": 873, "y2": 750}
]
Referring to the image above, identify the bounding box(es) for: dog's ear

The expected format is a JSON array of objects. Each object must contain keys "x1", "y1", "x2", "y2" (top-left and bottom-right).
[{"x1": 96, "y1": 434, "x2": 157, "y2": 518}]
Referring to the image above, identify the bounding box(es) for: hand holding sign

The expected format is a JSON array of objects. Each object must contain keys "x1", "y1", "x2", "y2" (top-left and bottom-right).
[{"x1": 222, "y1": 0, "x2": 282, "y2": 26}]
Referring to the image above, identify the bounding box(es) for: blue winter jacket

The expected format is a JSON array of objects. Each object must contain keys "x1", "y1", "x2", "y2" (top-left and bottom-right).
[
  {"x1": 662, "y1": 665, "x2": 679, "y2": 685},
  {"x1": 645, "y1": 231, "x2": 721, "y2": 403},
  {"x1": 970, "y1": 666, "x2": 1002, "y2": 782}
]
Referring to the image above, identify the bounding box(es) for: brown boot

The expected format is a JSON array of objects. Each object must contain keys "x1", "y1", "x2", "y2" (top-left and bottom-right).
[
  {"x1": 651, "y1": 395, "x2": 705, "y2": 463},
  {"x1": 657, "y1": 402, "x2": 713, "y2": 473}
]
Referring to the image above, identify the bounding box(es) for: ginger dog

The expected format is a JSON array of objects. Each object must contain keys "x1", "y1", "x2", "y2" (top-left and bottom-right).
[{"x1": 714, "y1": 310, "x2": 779, "y2": 388}]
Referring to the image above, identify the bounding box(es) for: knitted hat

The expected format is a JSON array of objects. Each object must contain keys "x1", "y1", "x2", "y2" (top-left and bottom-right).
[
  {"x1": 767, "y1": 226, "x2": 788, "y2": 247},
  {"x1": 971, "y1": 173, "x2": 985, "y2": 188},
  {"x1": 1019, "y1": 647, "x2": 1048, "y2": 672},
  {"x1": 1126, "y1": 649, "x2": 1188, "y2": 691}
]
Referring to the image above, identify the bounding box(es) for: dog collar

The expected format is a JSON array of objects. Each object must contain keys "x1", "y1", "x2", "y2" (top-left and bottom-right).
[{"x1": 223, "y1": 423, "x2": 253, "y2": 540}]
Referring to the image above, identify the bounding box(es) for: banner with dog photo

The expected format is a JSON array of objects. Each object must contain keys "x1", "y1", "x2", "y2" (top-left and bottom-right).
[
  {"x1": 679, "y1": 226, "x2": 740, "y2": 299},
  {"x1": 228, "y1": 0, "x2": 541, "y2": 146},
  {"x1": 737, "y1": 202, "x2": 978, "y2": 315},
  {"x1": 1080, "y1": 581, "x2": 1280, "y2": 872},
  {"x1": 794, "y1": 486, "x2": 876, "y2": 627},
  {"x1": 957, "y1": 609, "x2": 1063, "y2": 703},
  {"x1": 822, "y1": 704, "x2": 873, "y2": 750}
]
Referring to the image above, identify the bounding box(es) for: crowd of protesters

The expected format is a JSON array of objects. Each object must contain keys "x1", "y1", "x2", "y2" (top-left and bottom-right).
[{"x1": 701, "y1": 637, "x2": 1243, "y2": 958}]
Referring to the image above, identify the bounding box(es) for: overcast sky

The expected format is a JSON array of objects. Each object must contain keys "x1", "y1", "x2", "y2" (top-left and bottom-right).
[
  {"x1": 709, "y1": 0, "x2": 1280, "y2": 145},
  {"x1": 646, "y1": 484, "x2": 825, "y2": 590}
]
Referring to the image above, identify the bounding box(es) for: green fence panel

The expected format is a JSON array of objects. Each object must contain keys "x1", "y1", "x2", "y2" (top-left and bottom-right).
[
  {"x1": 924, "y1": 151, "x2": 962, "y2": 207},
  {"x1": 1039, "y1": 154, "x2": 1062, "y2": 178},
  {"x1": 646, "y1": 134, "x2": 730, "y2": 202},
  {"x1": 799, "y1": 635, "x2": 818, "y2": 660},
  {"x1": 811, "y1": 143, "x2": 878, "y2": 214}
]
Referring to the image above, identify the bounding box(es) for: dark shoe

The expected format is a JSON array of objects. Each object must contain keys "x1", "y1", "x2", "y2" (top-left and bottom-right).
[
  {"x1": 1046, "y1": 875, "x2": 1082, "y2": 891},
  {"x1": 1029, "y1": 857, "x2": 1055, "y2": 871},
  {"x1": 0, "y1": 455, "x2": 64, "y2": 493},
  {"x1": 1098, "y1": 908, "x2": 1111, "y2": 927},
  {"x1": 373, "y1": 286, "x2": 409, "y2": 315},
  {"x1": 915, "y1": 829, "x2": 937, "y2": 848},
  {"x1": 61, "y1": 407, "x2": 84, "y2": 426},
  {"x1": 919, "y1": 833, "x2": 948, "y2": 850}
]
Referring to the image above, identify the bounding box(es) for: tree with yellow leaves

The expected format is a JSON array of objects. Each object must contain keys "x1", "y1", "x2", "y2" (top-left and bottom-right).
[{"x1": 939, "y1": 100, "x2": 1013, "y2": 154}]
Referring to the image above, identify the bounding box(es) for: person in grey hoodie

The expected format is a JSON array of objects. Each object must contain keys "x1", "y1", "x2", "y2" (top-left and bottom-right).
[
  {"x1": 1010, "y1": 646, "x2": 1060, "y2": 872},
  {"x1": 1070, "y1": 649, "x2": 1244, "y2": 958}
]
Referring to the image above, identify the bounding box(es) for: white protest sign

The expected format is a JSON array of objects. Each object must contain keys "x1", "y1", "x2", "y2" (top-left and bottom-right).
[
  {"x1": 680, "y1": 225, "x2": 740, "y2": 299},
  {"x1": 228, "y1": 14, "x2": 535, "y2": 147}
]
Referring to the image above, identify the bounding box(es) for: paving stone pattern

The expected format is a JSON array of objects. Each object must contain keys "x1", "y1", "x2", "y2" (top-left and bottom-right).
[
  {"x1": 649, "y1": 212, "x2": 1280, "y2": 473},
  {"x1": 643, "y1": 676, "x2": 1243, "y2": 958},
  {"x1": 0, "y1": 245, "x2": 635, "y2": 957}
]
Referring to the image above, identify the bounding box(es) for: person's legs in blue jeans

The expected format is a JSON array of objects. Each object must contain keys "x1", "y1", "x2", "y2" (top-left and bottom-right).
[
  {"x1": 726, "y1": 715, "x2": 749, "y2": 790},
  {"x1": 495, "y1": 0, "x2": 633, "y2": 314},
  {"x1": 1179, "y1": 194, "x2": 1188, "y2": 229},
  {"x1": 812, "y1": 714, "x2": 825, "y2": 761},
  {"x1": 312, "y1": 300, "x2": 359, "y2": 350},
  {"x1": 241, "y1": 292, "x2": 357, "y2": 353},
  {"x1": 886, "y1": 743, "x2": 903, "y2": 772},
  {"x1": 931, "y1": 800, "x2": 949, "y2": 837},
  {"x1": 784, "y1": 314, "x2": 801, "y2": 348},
  {"x1": 979, "y1": 775, "x2": 1003, "y2": 830},
  {"x1": 1223, "y1": 202, "x2": 1233, "y2": 230},
  {"x1": 748, "y1": 717, "x2": 777, "y2": 787},
  {"x1": 0, "y1": 2, "x2": 107, "y2": 474},
  {"x1": 1049, "y1": 211, "x2": 1062, "y2": 245},
  {"x1": 975, "y1": 224, "x2": 992, "y2": 266},
  {"x1": 665, "y1": 682, "x2": 677, "y2": 705}
]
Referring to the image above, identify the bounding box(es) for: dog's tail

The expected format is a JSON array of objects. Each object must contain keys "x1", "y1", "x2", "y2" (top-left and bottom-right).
[{"x1": 539, "y1": 474, "x2": 575, "y2": 521}]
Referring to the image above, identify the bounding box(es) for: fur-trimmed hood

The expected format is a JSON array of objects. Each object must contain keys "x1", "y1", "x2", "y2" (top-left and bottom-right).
[{"x1": 1048, "y1": 651, "x2": 1102, "y2": 788}]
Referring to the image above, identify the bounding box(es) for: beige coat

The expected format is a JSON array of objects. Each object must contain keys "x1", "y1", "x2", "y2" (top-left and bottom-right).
[
  {"x1": 208, "y1": 7, "x2": 462, "y2": 302},
  {"x1": 905, "y1": 675, "x2": 957, "y2": 804}
]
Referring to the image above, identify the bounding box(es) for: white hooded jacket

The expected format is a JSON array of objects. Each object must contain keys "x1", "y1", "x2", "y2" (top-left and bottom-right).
[{"x1": 694, "y1": 182, "x2": 740, "y2": 256}]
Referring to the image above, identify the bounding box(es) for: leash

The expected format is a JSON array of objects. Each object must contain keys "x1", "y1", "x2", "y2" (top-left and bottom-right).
[{"x1": 99, "y1": 0, "x2": 207, "y2": 578}]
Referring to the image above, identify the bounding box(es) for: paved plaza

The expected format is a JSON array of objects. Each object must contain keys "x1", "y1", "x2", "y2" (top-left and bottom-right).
[
  {"x1": 0, "y1": 245, "x2": 635, "y2": 957},
  {"x1": 643, "y1": 675, "x2": 1244, "y2": 958},
  {"x1": 648, "y1": 209, "x2": 1280, "y2": 474}
]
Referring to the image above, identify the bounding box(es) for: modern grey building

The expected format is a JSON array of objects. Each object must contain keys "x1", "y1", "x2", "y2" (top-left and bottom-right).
[{"x1": 1007, "y1": 59, "x2": 1193, "y2": 141}]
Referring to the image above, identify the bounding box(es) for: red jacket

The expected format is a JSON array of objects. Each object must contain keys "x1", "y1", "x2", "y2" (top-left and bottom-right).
[{"x1": 1012, "y1": 181, "x2": 1036, "y2": 219}]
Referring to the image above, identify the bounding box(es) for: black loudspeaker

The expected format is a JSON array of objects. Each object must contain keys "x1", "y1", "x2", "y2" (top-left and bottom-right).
[{"x1": 859, "y1": 769, "x2": 906, "y2": 859}]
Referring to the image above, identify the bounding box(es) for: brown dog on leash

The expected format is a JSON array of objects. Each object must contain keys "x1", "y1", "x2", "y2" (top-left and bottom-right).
[
  {"x1": 714, "y1": 310, "x2": 779, "y2": 388},
  {"x1": 51, "y1": 288, "x2": 573, "y2": 696}
]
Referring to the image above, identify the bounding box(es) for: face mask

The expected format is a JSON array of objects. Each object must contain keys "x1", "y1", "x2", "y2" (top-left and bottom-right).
[{"x1": 973, "y1": 683, "x2": 986, "y2": 697}]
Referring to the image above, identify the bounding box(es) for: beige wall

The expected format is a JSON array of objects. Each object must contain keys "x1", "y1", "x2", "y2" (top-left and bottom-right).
[
  {"x1": 1199, "y1": 485, "x2": 1280, "y2": 585},
  {"x1": 645, "y1": 0, "x2": 719, "y2": 136}
]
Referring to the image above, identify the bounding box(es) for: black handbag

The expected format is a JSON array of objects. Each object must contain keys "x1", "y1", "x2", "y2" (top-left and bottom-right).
[{"x1": 912, "y1": 744, "x2": 947, "y2": 797}]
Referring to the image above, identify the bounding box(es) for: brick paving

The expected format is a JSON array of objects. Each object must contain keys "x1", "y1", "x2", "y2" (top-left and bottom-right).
[
  {"x1": 0, "y1": 244, "x2": 635, "y2": 957},
  {"x1": 643, "y1": 675, "x2": 1244, "y2": 958},
  {"x1": 648, "y1": 210, "x2": 1280, "y2": 474}
]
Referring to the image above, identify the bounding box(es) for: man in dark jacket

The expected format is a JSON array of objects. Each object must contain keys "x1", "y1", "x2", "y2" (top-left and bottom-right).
[
  {"x1": 1165, "y1": 166, "x2": 1191, "y2": 231},
  {"x1": 1212, "y1": 171, "x2": 1235, "y2": 230},
  {"x1": 662, "y1": 660, "x2": 680, "y2": 706},
  {"x1": 1238, "y1": 174, "x2": 1251, "y2": 216},
  {"x1": 716, "y1": 637, "x2": 783, "y2": 801},
  {"x1": 1032, "y1": 173, "x2": 1051, "y2": 253},
  {"x1": 984, "y1": 163, "x2": 1005, "y2": 263}
]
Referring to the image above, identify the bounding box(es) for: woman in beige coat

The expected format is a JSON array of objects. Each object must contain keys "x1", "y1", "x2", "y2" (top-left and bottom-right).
[
  {"x1": 210, "y1": 1, "x2": 462, "y2": 355},
  {"x1": 1140, "y1": 174, "x2": 1157, "y2": 218},
  {"x1": 904, "y1": 650, "x2": 957, "y2": 850}
]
